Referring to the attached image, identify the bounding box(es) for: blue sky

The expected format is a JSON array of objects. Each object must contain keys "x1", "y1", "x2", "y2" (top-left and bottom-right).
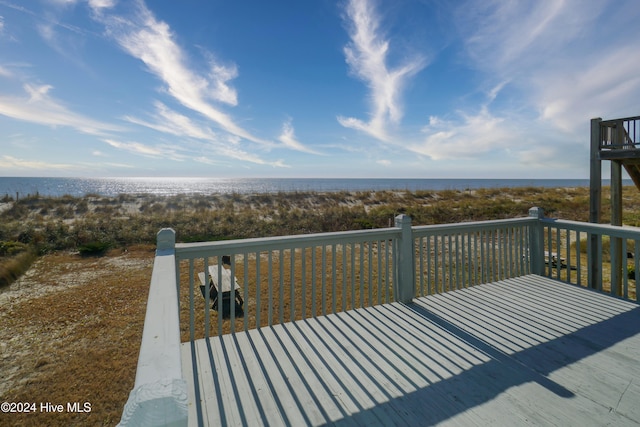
[{"x1": 0, "y1": 0, "x2": 639, "y2": 178}]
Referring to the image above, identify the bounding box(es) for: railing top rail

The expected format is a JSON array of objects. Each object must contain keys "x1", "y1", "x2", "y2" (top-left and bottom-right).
[
  {"x1": 541, "y1": 217, "x2": 640, "y2": 238},
  {"x1": 413, "y1": 216, "x2": 535, "y2": 235},
  {"x1": 175, "y1": 226, "x2": 401, "y2": 258},
  {"x1": 601, "y1": 116, "x2": 640, "y2": 126}
]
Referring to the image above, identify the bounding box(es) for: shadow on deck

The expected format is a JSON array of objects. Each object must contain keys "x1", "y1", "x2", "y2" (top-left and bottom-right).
[{"x1": 182, "y1": 275, "x2": 640, "y2": 426}]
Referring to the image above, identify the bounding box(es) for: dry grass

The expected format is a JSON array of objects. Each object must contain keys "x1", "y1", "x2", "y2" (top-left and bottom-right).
[{"x1": 0, "y1": 246, "x2": 154, "y2": 427}]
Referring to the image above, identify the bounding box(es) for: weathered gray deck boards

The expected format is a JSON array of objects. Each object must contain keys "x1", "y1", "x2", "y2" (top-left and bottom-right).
[{"x1": 181, "y1": 275, "x2": 640, "y2": 426}]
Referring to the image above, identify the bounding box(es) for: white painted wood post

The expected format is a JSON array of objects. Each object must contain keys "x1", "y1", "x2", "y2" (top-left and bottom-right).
[
  {"x1": 395, "y1": 214, "x2": 415, "y2": 303},
  {"x1": 528, "y1": 207, "x2": 545, "y2": 275},
  {"x1": 119, "y1": 228, "x2": 188, "y2": 427}
]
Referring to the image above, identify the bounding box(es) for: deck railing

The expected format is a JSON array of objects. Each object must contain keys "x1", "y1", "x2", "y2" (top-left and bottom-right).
[
  {"x1": 175, "y1": 218, "x2": 403, "y2": 340},
  {"x1": 599, "y1": 115, "x2": 640, "y2": 149},
  {"x1": 539, "y1": 217, "x2": 640, "y2": 300},
  {"x1": 119, "y1": 207, "x2": 639, "y2": 426}
]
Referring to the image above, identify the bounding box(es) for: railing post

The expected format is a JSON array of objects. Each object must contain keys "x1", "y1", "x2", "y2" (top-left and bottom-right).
[
  {"x1": 589, "y1": 117, "x2": 603, "y2": 290},
  {"x1": 119, "y1": 228, "x2": 188, "y2": 427},
  {"x1": 395, "y1": 214, "x2": 415, "y2": 303},
  {"x1": 528, "y1": 207, "x2": 545, "y2": 275},
  {"x1": 611, "y1": 157, "x2": 623, "y2": 296}
]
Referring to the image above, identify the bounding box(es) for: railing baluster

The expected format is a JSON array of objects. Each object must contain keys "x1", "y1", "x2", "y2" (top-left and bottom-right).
[
  {"x1": 418, "y1": 237, "x2": 423, "y2": 295},
  {"x1": 279, "y1": 249, "x2": 285, "y2": 324},
  {"x1": 359, "y1": 242, "x2": 365, "y2": 307},
  {"x1": 243, "y1": 253, "x2": 249, "y2": 331},
  {"x1": 635, "y1": 240, "x2": 639, "y2": 302},
  {"x1": 576, "y1": 233, "x2": 582, "y2": 286},
  {"x1": 342, "y1": 244, "x2": 348, "y2": 311},
  {"x1": 321, "y1": 246, "x2": 327, "y2": 316},
  {"x1": 312, "y1": 245, "x2": 317, "y2": 316},
  {"x1": 332, "y1": 244, "x2": 337, "y2": 313},
  {"x1": 480, "y1": 230, "x2": 485, "y2": 283},
  {"x1": 255, "y1": 251, "x2": 261, "y2": 328},
  {"x1": 377, "y1": 240, "x2": 383, "y2": 304},
  {"x1": 447, "y1": 234, "x2": 453, "y2": 292},
  {"x1": 466, "y1": 232, "x2": 472, "y2": 286},
  {"x1": 622, "y1": 239, "x2": 629, "y2": 300},
  {"x1": 189, "y1": 259, "x2": 195, "y2": 342},
  {"x1": 290, "y1": 248, "x2": 295, "y2": 322},
  {"x1": 217, "y1": 260, "x2": 223, "y2": 336},
  {"x1": 492, "y1": 230, "x2": 497, "y2": 282},
  {"x1": 473, "y1": 232, "x2": 478, "y2": 285},
  {"x1": 301, "y1": 247, "x2": 307, "y2": 320},
  {"x1": 460, "y1": 233, "x2": 465, "y2": 288},
  {"x1": 385, "y1": 239, "x2": 390, "y2": 303},
  {"x1": 555, "y1": 227, "x2": 561, "y2": 281},
  {"x1": 433, "y1": 235, "x2": 438, "y2": 293},
  {"x1": 268, "y1": 251, "x2": 273, "y2": 326},
  {"x1": 350, "y1": 242, "x2": 356, "y2": 309},
  {"x1": 204, "y1": 257, "x2": 210, "y2": 338},
  {"x1": 566, "y1": 230, "x2": 572, "y2": 283},
  {"x1": 368, "y1": 242, "x2": 373, "y2": 304},
  {"x1": 230, "y1": 257, "x2": 236, "y2": 332},
  {"x1": 545, "y1": 225, "x2": 552, "y2": 277}
]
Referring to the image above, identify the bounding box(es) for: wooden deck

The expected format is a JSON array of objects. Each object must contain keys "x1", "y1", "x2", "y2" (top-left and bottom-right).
[{"x1": 181, "y1": 275, "x2": 640, "y2": 426}]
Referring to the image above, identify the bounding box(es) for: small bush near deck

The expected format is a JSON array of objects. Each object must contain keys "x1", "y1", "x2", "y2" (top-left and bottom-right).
[{"x1": 78, "y1": 241, "x2": 111, "y2": 256}]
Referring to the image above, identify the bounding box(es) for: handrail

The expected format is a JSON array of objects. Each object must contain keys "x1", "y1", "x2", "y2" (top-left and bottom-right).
[
  {"x1": 175, "y1": 227, "x2": 401, "y2": 258},
  {"x1": 600, "y1": 115, "x2": 640, "y2": 125},
  {"x1": 118, "y1": 229, "x2": 187, "y2": 427}
]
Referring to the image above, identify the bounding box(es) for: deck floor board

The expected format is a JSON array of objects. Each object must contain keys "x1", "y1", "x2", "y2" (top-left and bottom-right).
[{"x1": 181, "y1": 275, "x2": 640, "y2": 426}]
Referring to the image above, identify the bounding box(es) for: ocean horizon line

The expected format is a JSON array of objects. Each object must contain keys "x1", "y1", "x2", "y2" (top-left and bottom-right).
[{"x1": 0, "y1": 177, "x2": 632, "y2": 198}]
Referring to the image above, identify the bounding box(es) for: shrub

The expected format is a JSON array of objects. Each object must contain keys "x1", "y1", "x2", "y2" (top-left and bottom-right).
[
  {"x1": 78, "y1": 241, "x2": 111, "y2": 257},
  {"x1": 0, "y1": 241, "x2": 29, "y2": 256}
]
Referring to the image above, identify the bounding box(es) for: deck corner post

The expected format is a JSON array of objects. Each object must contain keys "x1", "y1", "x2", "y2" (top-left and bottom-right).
[
  {"x1": 528, "y1": 207, "x2": 545, "y2": 275},
  {"x1": 157, "y1": 228, "x2": 176, "y2": 253},
  {"x1": 395, "y1": 214, "x2": 415, "y2": 303}
]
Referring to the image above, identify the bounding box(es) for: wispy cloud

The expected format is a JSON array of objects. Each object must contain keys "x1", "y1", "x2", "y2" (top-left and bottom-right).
[
  {"x1": 277, "y1": 119, "x2": 322, "y2": 155},
  {"x1": 415, "y1": 0, "x2": 640, "y2": 166},
  {"x1": 124, "y1": 101, "x2": 219, "y2": 141},
  {"x1": 415, "y1": 107, "x2": 522, "y2": 160},
  {"x1": 0, "y1": 154, "x2": 74, "y2": 170},
  {"x1": 0, "y1": 65, "x2": 11, "y2": 77},
  {"x1": 124, "y1": 101, "x2": 291, "y2": 167},
  {"x1": 0, "y1": 83, "x2": 123, "y2": 135},
  {"x1": 103, "y1": 138, "x2": 187, "y2": 160},
  {"x1": 96, "y1": 1, "x2": 267, "y2": 145},
  {"x1": 338, "y1": 0, "x2": 426, "y2": 141},
  {"x1": 455, "y1": 0, "x2": 640, "y2": 131},
  {"x1": 87, "y1": 0, "x2": 116, "y2": 10}
]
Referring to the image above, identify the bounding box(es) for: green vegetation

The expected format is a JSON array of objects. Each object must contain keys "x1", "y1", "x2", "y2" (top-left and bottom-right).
[{"x1": 0, "y1": 185, "x2": 636, "y2": 288}]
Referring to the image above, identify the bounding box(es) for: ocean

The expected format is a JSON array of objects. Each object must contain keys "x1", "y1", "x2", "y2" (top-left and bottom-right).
[{"x1": 0, "y1": 177, "x2": 629, "y2": 198}]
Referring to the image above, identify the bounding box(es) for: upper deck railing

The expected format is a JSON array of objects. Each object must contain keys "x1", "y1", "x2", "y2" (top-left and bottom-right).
[
  {"x1": 599, "y1": 115, "x2": 640, "y2": 150},
  {"x1": 119, "y1": 208, "x2": 639, "y2": 426}
]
